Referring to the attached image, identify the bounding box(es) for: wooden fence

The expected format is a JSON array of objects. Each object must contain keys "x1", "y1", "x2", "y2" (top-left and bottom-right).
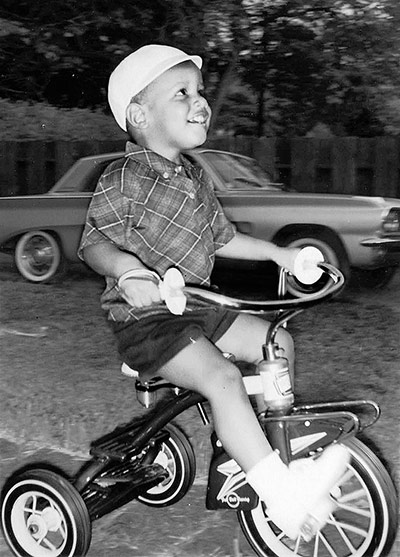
[{"x1": 0, "y1": 136, "x2": 399, "y2": 198}]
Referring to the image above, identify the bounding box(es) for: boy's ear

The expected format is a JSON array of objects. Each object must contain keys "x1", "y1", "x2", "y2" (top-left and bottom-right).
[{"x1": 126, "y1": 102, "x2": 148, "y2": 129}]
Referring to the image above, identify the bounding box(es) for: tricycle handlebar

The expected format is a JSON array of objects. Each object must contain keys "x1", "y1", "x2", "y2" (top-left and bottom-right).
[{"x1": 183, "y1": 263, "x2": 344, "y2": 314}]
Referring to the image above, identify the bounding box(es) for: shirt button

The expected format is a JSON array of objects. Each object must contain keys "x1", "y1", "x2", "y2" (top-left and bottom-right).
[{"x1": 163, "y1": 172, "x2": 169, "y2": 179}]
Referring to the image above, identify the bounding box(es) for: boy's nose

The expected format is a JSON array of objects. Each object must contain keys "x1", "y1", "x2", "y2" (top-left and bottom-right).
[
  {"x1": 193, "y1": 93, "x2": 208, "y2": 107},
  {"x1": 193, "y1": 96, "x2": 210, "y2": 115}
]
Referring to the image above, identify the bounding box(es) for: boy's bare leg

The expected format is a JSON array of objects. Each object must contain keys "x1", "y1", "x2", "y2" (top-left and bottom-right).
[
  {"x1": 157, "y1": 335, "x2": 273, "y2": 472},
  {"x1": 156, "y1": 319, "x2": 349, "y2": 540},
  {"x1": 216, "y1": 313, "x2": 294, "y2": 412},
  {"x1": 216, "y1": 313, "x2": 295, "y2": 380}
]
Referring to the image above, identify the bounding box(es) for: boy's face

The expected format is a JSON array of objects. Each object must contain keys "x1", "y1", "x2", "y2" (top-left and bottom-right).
[{"x1": 134, "y1": 61, "x2": 211, "y2": 162}]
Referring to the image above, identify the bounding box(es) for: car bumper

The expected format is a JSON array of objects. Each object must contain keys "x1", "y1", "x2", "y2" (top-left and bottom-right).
[
  {"x1": 361, "y1": 237, "x2": 400, "y2": 249},
  {"x1": 360, "y1": 237, "x2": 400, "y2": 266}
]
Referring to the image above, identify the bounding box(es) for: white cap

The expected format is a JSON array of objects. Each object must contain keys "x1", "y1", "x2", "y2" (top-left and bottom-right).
[{"x1": 108, "y1": 44, "x2": 203, "y2": 131}]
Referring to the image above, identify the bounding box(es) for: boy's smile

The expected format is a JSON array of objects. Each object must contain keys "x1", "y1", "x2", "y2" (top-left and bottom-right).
[{"x1": 132, "y1": 62, "x2": 211, "y2": 163}]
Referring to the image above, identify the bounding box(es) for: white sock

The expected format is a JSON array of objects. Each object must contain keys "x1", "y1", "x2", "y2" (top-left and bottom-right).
[{"x1": 246, "y1": 446, "x2": 350, "y2": 540}]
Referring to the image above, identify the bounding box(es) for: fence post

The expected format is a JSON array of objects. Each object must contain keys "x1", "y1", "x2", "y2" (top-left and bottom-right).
[
  {"x1": 54, "y1": 141, "x2": 77, "y2": 181},
  {"x1": 23, "y1": 141, "x2": 48, "y2": 195},
  {"x1": 291, "y1": 138, "x2": 317, "y2": 192},
  {"x1": 331, "y1": 137, "x2": 357, "y2": 194},
  {"x1": 373, "y1": 137, "x2": 399, "y2": 198},
  {"x1": 0, "y1": 142, "x2": 18, "y2": 196},
  {"x1": 252, "y1": 137, "x2": 277, "y2": 178}
]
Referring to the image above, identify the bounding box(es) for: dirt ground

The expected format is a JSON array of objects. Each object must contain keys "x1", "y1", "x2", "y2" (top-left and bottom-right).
[{"x1": 0, "y1": 256, "x2": 399, "y2": 556}]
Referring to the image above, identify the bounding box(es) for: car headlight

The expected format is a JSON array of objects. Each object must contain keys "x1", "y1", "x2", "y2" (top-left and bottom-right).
[{"x1": 382, "y1": 208, "x2": 400, "y2": 234}]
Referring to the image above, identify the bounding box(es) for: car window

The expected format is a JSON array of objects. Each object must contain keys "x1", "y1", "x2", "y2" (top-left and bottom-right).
[
  {"x1": 202, "y1": 152, "x2": 282, "y2": 191},
  {"x1": 80, "y1": 160, "x2": 117, "y2": 192}
]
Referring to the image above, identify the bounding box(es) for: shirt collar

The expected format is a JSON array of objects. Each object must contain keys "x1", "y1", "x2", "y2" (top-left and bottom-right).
[{"x1": 124, "y1": 141, "x2": 198, "y2": 180}]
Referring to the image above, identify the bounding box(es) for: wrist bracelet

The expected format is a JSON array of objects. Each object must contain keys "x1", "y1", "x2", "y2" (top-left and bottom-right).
[{"x1": 117, "y1": 269, "x2": 160, "y2": 290}]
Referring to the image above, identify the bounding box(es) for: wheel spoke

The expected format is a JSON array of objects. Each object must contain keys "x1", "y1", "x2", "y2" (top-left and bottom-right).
[
  {"x1": 293, "y1": 535, "x2": 301, "y2": 554},
  {"x1": 328, "y1": 519, "x2": 369, "y2": 538},
  {"x1": 318, "y1": 531, "x2": 338, "y2": 556},
  {"x1": 330, "y1": 516, "x2": 365, "y2": 554},
  {"x1": 338, "y1": 468, "x2": 355, "y2": 486},
  {"x1": 312, "y1": 533, "x2": 320, "y2": 557},
  {"x1": 23, "y1": 494, "x2": 37, "y2": 514},
  {"x1": 35, "y1": 532, "x2": 46, "y2": 546},
  {"x1": 336, "y1": 501, "x2": 371, "y2": 518},
  {"x1": 59, "y1": 521, "x2": 67, "y2": 538},
  {"x1": 339, "y1": 487, "x2": 368, "y2": 505},
  {"x1": 276, "y1": 528, "x2": 286, "y2": 541},
  {"x1": 41, "y1": 536, "x2": 57, "y2": 551}
]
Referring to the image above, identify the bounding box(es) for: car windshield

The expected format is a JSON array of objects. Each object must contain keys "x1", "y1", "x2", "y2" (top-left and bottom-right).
[{"x1": 202, "y1": 151, "x2": 283, "y2": 191}]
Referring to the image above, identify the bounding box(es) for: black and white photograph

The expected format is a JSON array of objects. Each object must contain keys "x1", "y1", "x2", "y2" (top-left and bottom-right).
[{"x1": 0, "y1": 2, "x2": 399, "y2": 556}]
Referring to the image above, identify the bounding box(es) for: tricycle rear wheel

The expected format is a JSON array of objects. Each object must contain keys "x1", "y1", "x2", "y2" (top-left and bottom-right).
[
  {"x1": 137, "y1": 423, "x2": 196, "y2": 507},
  {"x1": 1, "y1": 468, "x2": 91, "y2": 557}
]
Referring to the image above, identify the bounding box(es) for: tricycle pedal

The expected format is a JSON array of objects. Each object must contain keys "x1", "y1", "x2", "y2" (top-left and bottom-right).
[
  {"x1": 83, "y1": 463, "x2": 169, "y2": 520},
  {"x1": 94, "y1": 463, "x2": 168, "y2": 487}
]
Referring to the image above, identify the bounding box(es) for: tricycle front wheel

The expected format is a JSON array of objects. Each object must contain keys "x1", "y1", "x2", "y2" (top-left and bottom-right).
[{"x1": 238, "y1": 438, "x2": 397, "y2": 557}]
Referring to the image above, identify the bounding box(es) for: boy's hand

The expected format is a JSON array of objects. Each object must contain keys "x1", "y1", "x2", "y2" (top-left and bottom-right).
[
  {"x1": 274, "y1": 246, "x2": 325, "y2": 284},
  {"x1": 118, "y1": 276, "x2": 162, "y2": 308},
  {"x1": 273, "y1": 246, "x2": 301, "y2": 275}
]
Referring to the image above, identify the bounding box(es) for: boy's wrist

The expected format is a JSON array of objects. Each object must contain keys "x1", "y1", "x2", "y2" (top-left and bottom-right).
[
  {"x1": 117, "y1": 268, "x2": 160, "y2": 290},
  {"x1": 270, "y1": 246, "x2": 299, "y2": 274}
]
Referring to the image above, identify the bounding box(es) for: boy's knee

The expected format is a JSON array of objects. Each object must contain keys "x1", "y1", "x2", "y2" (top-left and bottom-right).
[
  {"x1": 276, "y1": 328, "x2": 294, "y2": 355},
  {"x1": 203, "y1": 361, "x2": 244, "y2": 397}
]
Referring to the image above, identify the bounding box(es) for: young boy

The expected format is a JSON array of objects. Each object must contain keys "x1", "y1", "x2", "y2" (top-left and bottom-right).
[{"x1": 79, "y1": 44, "x2": 349, "y2": 540}]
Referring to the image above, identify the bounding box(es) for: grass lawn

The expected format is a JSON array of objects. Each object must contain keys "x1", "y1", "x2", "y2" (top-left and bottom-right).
[
  {"x1": 0, "y1": 262, "x2": 399, "y2": 556},
  {"x1": 0, "y1": 264, "x2": 399, "y2": 477},
  {"x1": 0, "y1": 265, "x2": 213, "y2": 476}
]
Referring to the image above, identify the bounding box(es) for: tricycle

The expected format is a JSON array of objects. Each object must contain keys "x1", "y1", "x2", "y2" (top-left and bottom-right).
[{"x1": 1, "y1": 251, "x2": 398, "y2": 557}]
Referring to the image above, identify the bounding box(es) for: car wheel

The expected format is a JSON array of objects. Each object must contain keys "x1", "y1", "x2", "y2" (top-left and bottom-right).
[
  {"x1": 15, "y1": 231, "x2": 65, "y2": 283},
  {"x1": 278, "y1": 230, "x2": 350, "y2": 297},
  {"x1": 352, "y1": 265, "x2": 398, "y2": 290}
]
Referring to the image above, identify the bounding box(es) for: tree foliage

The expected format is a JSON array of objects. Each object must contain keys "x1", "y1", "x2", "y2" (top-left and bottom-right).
[
  {"x1": 1, "y1": 0, "x2": 399, "y2": 137},
  {"x1": 0, "y1": 99, "x2": 124, "y2": 140}
]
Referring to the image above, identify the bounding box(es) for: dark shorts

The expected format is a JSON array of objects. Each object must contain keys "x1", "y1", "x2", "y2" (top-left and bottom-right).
[{"x1": 112, "y1": 308, "x2": 238, "y2": 378}]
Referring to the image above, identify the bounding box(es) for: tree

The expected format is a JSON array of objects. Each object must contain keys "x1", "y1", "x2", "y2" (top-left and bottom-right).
[
  {"x1": 1, "y1": 0, "x2": 400, "y2": 137},
  {"x1": 236, "y1": 0, "x2": 398, "y2": 136}
]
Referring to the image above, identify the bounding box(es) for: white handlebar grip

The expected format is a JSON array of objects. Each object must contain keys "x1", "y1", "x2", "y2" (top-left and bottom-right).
[
  {"x1": 293, "y1": 246, "x2": 324, "y2": 284},
  {"x1": 159, "y1": 268, "x2": 187, "y2": 315}
]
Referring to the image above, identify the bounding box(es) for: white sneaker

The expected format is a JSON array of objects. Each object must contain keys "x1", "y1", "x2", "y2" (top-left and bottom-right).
[{"x1": 246, "y1": 444, "x2": 350, "y2": 540}]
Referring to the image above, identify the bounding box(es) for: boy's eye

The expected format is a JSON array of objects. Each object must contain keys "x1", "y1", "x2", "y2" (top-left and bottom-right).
[{"x1": 175, "y1": 87, "x2": 209, "y2": 102}]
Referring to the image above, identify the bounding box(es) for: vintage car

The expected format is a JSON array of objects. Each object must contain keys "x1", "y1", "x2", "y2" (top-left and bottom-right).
[{"x1": 0, "y1": 149, "x2": 400, "y2": 294}]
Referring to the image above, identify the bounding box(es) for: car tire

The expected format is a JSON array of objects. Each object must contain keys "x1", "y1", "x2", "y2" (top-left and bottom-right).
[
  {"x1": 351, "y1": 265, "x2": 398, "y2": 290},
  {"x1": 15, "y1": 230, "x2": 65, "y2": 283},
  {"x1": 277, "y1": 229, "x2": 350, "y2": 297}
]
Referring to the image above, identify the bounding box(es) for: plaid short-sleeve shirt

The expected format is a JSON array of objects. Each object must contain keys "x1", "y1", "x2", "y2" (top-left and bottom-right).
[{"x1": 79, "y1": 142, "x2": 236, "y2": 322}]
